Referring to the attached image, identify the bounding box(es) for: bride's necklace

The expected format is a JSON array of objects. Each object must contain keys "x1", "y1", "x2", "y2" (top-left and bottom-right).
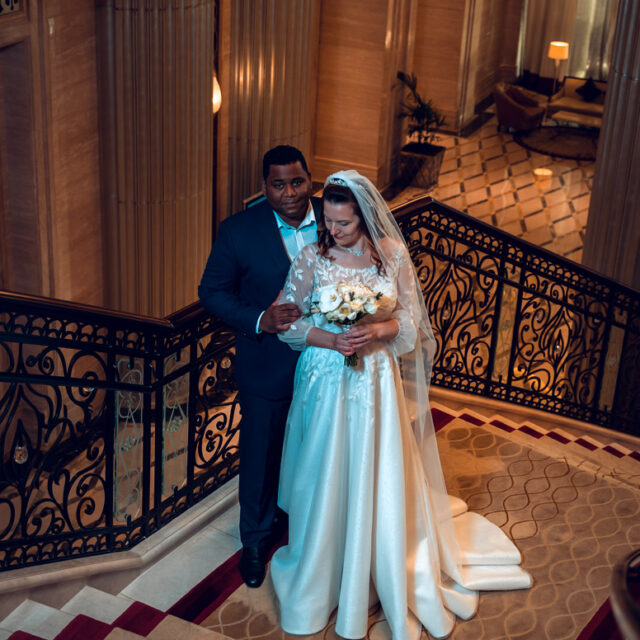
[{"x1": 340, "y1": 241, "x2": 366, "y2": 257}]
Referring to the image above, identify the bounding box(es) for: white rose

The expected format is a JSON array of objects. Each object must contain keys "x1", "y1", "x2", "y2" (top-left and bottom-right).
[
  {"x1": 364, "y1": 296, "x2": 378, "y2": 315},
  {"x1": 337, "y1": 303, "x2": 357, "y2": 321},
  {"x1": 350, "y1": 298, "x2": 364, "y2": 313},
  {"x1": 318, "y1": 286, "x2": 342, "y2": 313}
]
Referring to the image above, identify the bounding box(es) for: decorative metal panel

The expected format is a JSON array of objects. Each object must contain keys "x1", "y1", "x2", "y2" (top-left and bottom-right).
[{"x1": 0, "y1": 0, "x2": 20, "y2": 16}]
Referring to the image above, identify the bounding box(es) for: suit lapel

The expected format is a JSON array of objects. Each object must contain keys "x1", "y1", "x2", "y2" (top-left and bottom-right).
[{"x1": 253, "y1": 202, "x2": 291, "y2": 269}]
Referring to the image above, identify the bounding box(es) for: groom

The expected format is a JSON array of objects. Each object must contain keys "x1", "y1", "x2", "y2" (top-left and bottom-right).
[{"x1": 199, "y1": 145, "x2": 320, "y2": 588}]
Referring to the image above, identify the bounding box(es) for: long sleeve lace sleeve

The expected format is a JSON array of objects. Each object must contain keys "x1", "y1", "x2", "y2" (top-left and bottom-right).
[
  {"x1": 389, "y1": 248, "x2": 418, "y2": 356},
  {"x1": 278, "y1": 244, "x2": 318, "y2": 351}
]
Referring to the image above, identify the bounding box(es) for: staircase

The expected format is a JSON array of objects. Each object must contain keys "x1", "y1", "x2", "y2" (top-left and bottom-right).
[
  {"x1": 2, "y1": 402, "x2": 638, "y2": 640},
  {"x1": 0, "y1": 479, "x2": 242, "y2": 640}
]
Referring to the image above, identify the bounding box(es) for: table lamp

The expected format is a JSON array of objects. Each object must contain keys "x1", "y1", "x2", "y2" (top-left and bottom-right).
[{"x1": 548, "y1": 41, "x2": 570, "y2": 97}]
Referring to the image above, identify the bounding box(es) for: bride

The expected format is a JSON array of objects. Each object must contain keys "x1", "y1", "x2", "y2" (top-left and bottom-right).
[{"x1": 270, "y1": 170, "x2": 531, "y2": 639}]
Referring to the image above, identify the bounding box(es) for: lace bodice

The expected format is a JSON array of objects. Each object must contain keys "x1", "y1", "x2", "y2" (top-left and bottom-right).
[{"x1": 279, "y1": 243, "x2": 417, "y2": 356}]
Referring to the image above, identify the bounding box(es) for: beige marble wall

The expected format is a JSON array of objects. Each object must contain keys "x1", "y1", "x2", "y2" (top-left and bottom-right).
[
  {"x1": 313, "y1": 0, "x2": 414, "y2": 189},
  {"x1": 413, "y1": 0, "x2": 466, "y2": 130},
  {"x1": 44, "y1": 0, "x2": 103, "y2": 306},
  {"x1": 0, "y1": 0, "x2": 103, "y2": 305}
]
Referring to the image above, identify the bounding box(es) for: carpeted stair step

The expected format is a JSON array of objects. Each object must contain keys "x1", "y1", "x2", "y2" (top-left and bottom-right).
[
  {"x1": 54, "y1": 614, "x2": 113, "y2": 640},
  {"x1": 0, "y1": 600, "x2": 74, "y2": 639},
  {"x1": 60, "y1": 587, "x2": 134, "y2": 625}
]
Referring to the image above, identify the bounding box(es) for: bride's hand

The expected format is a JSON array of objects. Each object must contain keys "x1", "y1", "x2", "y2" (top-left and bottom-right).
[
  {"x1": 344, "y1": 325, "x2": 379, "y2": 348},
  {"x1": 344, "y1": 319, "x2": 399, "y2": 347},
  {"x1": 333, "y1": 332, "x2": 356, "y2": 356}
]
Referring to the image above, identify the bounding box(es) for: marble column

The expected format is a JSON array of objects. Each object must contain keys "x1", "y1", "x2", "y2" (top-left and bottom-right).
[
  {"x1": 96, "y1": 0, "x2": 216, "y2": 317},
  {"x1": 313, "y1": 0, "x2": 415, "y2": 189},
  {"x1": 582, "y1": 0, "x2": 640, "y2": 292},
  {"x1": 216, "y1": 0, "x2": 320, "y2": 219}
]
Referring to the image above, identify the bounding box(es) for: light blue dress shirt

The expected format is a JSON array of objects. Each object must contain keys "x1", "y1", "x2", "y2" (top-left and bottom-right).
[{"x1": 255, "y1": 204, "x2": 317, "y2": 333}]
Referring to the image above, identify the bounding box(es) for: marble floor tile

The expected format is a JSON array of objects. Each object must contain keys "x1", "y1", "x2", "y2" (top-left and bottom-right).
[
  {"x1": 577, "y1": 210, "x2": 589, "y2": 229},
  {"x1": 522, "y1": 225, "x2": 553, "y2": 246},
  {"x1": 548, "y1": 201, "x2": 573, "y2": 220},
  {"x1": 391, "y1": 117, "x2": 594, "y2": 261},
  {"x1": 502, "y1": 220, "x2": 524, "y2": 237},
  {"x1": 437, "y1": 169, "x2": 462, "y2": 187},
  {"x1": 510, "y1": 160, "x2": 534, "y2": 177},
  {"x1": 463, "y1": 174, "x2": 487, "y2": 192},
  {"x1": 467, "y1": 201, "x2": 493, "y2": 219},
  {"x1": 524, "y1": 211, "x2": 548, "y2": 231},
  {"x1": 465, "y1": 187, "x2": 489, "y2": 205},
  {"x1": 495, "y1": 206, "x2": 520, "y2": 226},
  {"x1": 543, "y1": 188, "x2": 569, "y2": 207},
  {"x1": 492, "y1": 191, "x2": 516, "y2": 209},
  {"x1": 486, "y1": 167, "x2": 510, "y2": 184},
  {"x1": 572, "y1": 194, "x2": 591, "y2": 212},
  {"x1": 460, "y1": 163, "x2": 485, "y2": 178},
  {"x1": 553, "y1": 216, "x2": 579, "y2": 236},
  {"x1": 519, "y1": 197, "x2": 544, "y2": 216}
]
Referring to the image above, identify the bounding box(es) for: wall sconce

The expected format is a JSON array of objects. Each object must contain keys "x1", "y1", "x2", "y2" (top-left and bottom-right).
[{"x1": 212, "y1": 72, "x2": 222, "y2": 114}]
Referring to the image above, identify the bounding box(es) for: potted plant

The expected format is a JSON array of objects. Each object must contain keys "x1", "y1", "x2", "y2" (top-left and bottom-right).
[{"x1": 397, "y1": 71, "x2": 447, "y2": 190}]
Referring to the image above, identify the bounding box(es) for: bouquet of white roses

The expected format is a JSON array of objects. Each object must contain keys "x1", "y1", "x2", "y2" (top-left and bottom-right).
[{"x1": 307, "y1": 282, "x2": 383, "y2": 366}]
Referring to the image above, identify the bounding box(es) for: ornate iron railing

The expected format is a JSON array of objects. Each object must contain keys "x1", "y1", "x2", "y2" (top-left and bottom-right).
[
  {"x1": 1, "y1": 195, "x2": 638, "y2": 571},
  {"x1": 0, "y1": 294, "x2": 239, "y2": 570},
  {"x1": 395, "y1": 197, "x2": 640, "y2": 434}
]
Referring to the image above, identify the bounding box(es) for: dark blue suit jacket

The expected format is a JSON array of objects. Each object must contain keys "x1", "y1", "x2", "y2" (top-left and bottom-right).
[{"x1": 198, "y1": 197, "x2": 322, "y2": 400}]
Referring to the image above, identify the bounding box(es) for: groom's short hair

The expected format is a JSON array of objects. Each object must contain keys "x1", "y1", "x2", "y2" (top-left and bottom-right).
[{"x1": 263, "y1": 145, "x2": 310, "y2": 179}]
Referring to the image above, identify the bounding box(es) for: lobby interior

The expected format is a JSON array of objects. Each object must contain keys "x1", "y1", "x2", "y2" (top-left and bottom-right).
[{"x1": 1, "y1": 1, "x2": 639, "y2": 639}]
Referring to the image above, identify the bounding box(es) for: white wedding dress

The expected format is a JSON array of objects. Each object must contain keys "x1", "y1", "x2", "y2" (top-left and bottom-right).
[{"x1": 270, "y1": 243, "x2": 531, "y2": 640}]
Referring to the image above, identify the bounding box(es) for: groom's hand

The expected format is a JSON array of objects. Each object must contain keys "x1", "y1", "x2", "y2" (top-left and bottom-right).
[{"x1": 259, "y1": 291, "x2": 301, "y2": 333}]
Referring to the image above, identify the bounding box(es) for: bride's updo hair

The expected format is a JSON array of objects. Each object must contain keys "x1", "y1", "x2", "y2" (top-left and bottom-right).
[{"x1": 318, "y1": 183, "x2": 384, "y2": 274}]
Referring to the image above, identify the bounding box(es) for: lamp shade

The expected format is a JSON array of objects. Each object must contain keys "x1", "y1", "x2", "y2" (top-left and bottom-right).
[{"x1": 548, "y1": 41, "x2": 569, "y2": 61}]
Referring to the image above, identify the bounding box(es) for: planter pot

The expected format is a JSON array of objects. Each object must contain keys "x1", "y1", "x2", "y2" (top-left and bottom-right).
[{"x1": 399, "y1": 142, "x2": 446, "y2": 190}]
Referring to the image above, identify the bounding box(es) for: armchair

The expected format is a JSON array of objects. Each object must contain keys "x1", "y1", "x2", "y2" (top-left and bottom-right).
[{"x1": 493, "y1": 82, "x2": 545, "y2": 132}]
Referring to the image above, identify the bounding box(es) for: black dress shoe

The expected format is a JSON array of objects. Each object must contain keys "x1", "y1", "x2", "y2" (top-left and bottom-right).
[{"x1": 239, "y1": 546, "x2": 266, "y2": 588}]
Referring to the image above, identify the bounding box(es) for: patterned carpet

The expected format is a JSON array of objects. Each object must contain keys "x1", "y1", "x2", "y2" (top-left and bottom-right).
[{"x1": 197, "y1": 411, "x2": 640, "y2": 640}]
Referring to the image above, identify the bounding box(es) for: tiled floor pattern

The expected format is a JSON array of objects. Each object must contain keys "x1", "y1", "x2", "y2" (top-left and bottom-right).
[
  {"x1": 389, "y1": 115, "x2": 594, "y2": 264},
  {"x1": 198, "y1": 411, "x2": 640, "y2": 640}
]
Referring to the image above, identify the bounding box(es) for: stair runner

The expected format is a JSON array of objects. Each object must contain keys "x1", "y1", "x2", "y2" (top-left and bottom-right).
[{"x1": 1, "y1": 406, "x2": 638, "y2": 640}]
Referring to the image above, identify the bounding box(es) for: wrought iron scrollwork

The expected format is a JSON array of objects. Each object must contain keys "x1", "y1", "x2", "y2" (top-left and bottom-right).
[
  {"x1": 0, "y1": 293, "x2": 243, "y2": 571},
  {"x1": 395, "y1": 197, "x2": 640, "y2": 431}
]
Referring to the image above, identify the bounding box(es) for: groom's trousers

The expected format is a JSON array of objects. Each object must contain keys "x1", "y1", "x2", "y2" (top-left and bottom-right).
[{"x1": 237, "y1": 390, "x2": 291, "y2": 549}]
